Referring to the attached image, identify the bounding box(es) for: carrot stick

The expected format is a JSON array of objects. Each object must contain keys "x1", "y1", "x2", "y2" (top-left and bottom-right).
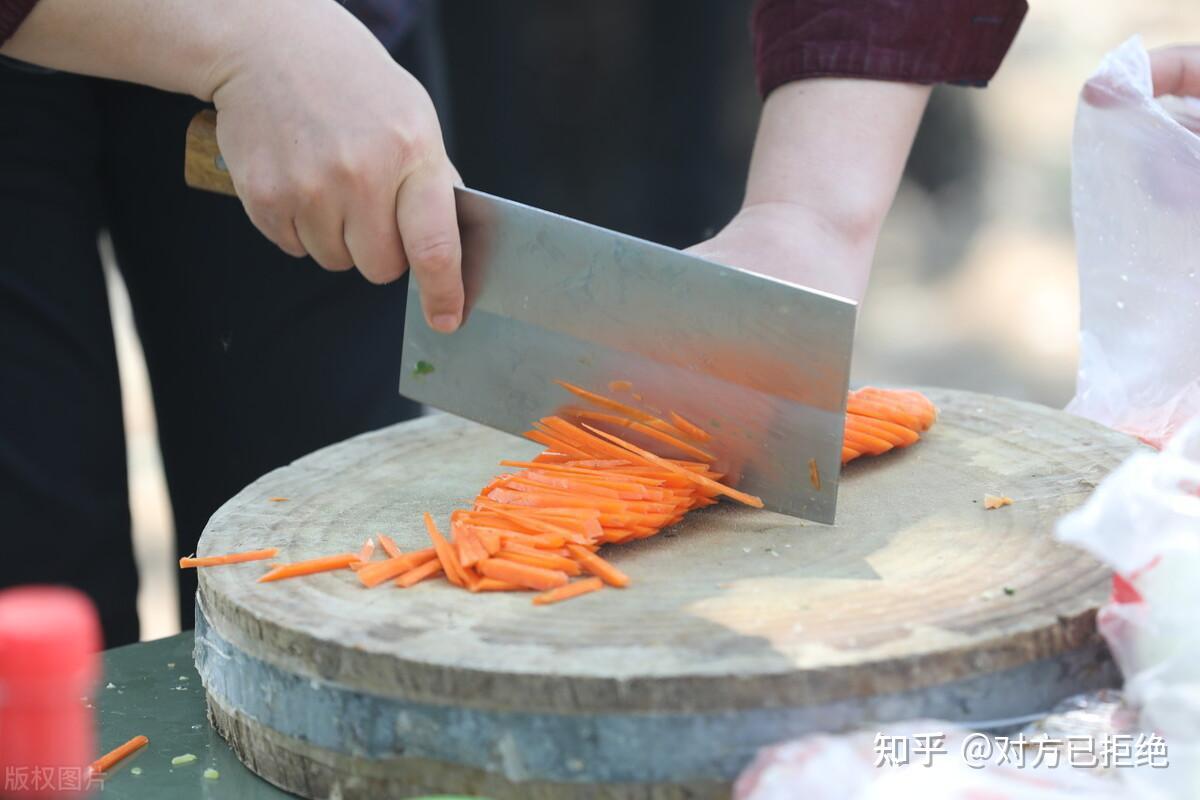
[
  {"x1": 356, "y1": 549, "x2": 437, "y2": 588},
  {"x1": 566, "y1": 544, "x2": 630, "y2": 587},
  {"x1": 582, "y1": 424, "x2": 764, "y2": 508},
  {"x1": 809, "y1": 458, "x2": 821, "y2": 491},
  {"x1": 258, "y1": 552, "x2": 359, "y2": 582},
  {"x1": 376, "y1": 534, "x2": 403, "y2": 559},
  {"x1": 608, "y1": 379, "x2": 633, "y2": 392},
  {"x1": 555, "y1": 380, "x2": 658, "y2": 422},
  {"x1": 533, "y1": 577, "x2": 604, "y2": 605},
  {"x1": 424, "y1": 513, "x2": 468, "y2": 587},
  {"x1": 473, "y1": 578, "x2": 527, "y2": 592},
  {"x1": 568, "y1": 409, "x2": 717, "y2": 462},
  {"x1": 669, "y1": 411, "x2": 713, "y2": 442},
  {"x1": 394, "y1": 558, "x2": 444, "y2": 587},
  {"x1": 357, "y1": 538, "x2": 376, "y2": 563},
  {"x1": 497, "y1": 548, "x2": 582, "y2": 575},
  {"x1": 90, "y1": 734, "x2": 149, "y2": 774},
  {"x1": 477, "y1": 558, "x2": 568, "y2": 591},
  {"x1": 179, "y1": 548, "x2": 278, "y2": 569}
]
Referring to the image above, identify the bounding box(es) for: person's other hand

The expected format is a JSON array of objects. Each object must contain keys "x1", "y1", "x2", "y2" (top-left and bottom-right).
[
  {"x1": 206, "y1": 1, "x2": 463, "y2": 332},
  {"x1": 686, "y1": 202, "x2": 875, "y2": 303},
  {"x1": 1150, "y1": 45, "x2": 1200, "y2": 99}
]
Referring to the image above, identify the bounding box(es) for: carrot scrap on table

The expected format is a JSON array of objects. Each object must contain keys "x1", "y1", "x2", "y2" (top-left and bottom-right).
[
  {"x1": 224, "y1": 382, "x2": 935, "y2": 605},
  {"x1": 179, "y1": 548, "x2": 278, "y2": 569},
  {"x1": 90, "y1": 734, "x2": 149, "y2": 774},
  {"x1": 984, "y1": 494, "x2": 1014, "y2": 510},
  {"x1": 268, "y1": 497, "x2": 288, "y2": 503}
]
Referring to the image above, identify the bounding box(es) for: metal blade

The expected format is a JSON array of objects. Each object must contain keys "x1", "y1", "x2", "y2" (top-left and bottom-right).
[{"x1": 400, "y1": 187, "x2": 856, "y2": 522}]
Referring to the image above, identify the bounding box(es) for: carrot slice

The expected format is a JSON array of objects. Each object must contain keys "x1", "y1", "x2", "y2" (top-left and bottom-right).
[
  {"x1": 566, "y1": 544, "x2": 630, "y2": 588},
  {"x1": 497, "y1": 548, "x2": 582, "y2": 575},
  {"x1": 258, "y1": 552, "x2": 359, "y2": 582},
  {"x1": 555, "y1": 380, "x2": 658, "y2": 422},
  {"x1": 357, "y1": 538, "x2": 376, "y2": 564},
  {"x1": 477, "y1": 558, "x2": 568, "y2": 591},
  {"x1": 376, "y1": 534, "x2": 403, "y2": 559},
  {"x1": 473, "y1": 578, "x2": 527, "y2": 592},
  {"x1": 608, "y1": 379, "x2": 633, "y2": 392},
  {"x1": 90, "y1": 734, "x2": 149, "y2": 774},
  {"x1": 533, "y1": 577, "x2": 604, "y2": 605},
  {"x1": 356, "y1": 548, "x2": 437, "y2": 588},
  {"x1": 424, "y1": 513, "x2": 467, "y2": 587},
  {"x1": 669, "y1": 411, "x2": 713, "y2": 442},
  {"x1": 179, "y1": 548, "x2": 278, "y2": 569},
  {"x1": 395, "y1": 558, "x2": 444, "y2": 588},
  {"x1": 568, "y1": 409, "x2": 717, "y2": 462}
]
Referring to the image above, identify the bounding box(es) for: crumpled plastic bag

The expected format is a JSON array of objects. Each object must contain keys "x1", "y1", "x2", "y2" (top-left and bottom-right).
[
  {"x1": 1056, "y1": 417, "x2": 1200, "y2": 799},
  {"x1": 1066, "y1": 36, "x2": 1200, "y2": 448}
]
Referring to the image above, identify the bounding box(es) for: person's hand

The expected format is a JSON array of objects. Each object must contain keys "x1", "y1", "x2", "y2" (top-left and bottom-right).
[
  {"x1": 1150, "y1": 45, "x2": 1200, "y2": 99},
  {"x1": 686, "y1": 202, "x2": 875, "y2": 303},
  {"x1": 204, "y1": 1, "x2": 464, "y2": 332}
]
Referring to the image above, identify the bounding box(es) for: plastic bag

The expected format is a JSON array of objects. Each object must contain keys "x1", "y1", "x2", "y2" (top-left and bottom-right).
[
  {"x1": 1067, "y1": 36, "x2": 1200, "y2": 448},
  {"x1": 1056, "y1": 417, "x2": 1200, "y2": 799}
]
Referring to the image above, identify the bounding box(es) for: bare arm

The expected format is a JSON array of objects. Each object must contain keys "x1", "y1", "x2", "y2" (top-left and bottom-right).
[
  {"x1": 689, "y1": 78, "x2": 931, "y2": 302},
  {"x1": 3, "y1": 0, "x2": 465, "y2": 332}
]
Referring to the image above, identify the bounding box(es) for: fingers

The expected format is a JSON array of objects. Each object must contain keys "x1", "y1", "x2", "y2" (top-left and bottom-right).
[
  {"x1": 293, "y1": 189, "x2": 354, "y2": 272},
  {"x1": 396, "y1": 160, "x2": 463, "y2": 332},
  {"x1": 1149, "y1": 45, "x2": 1200, "y2": 98},
  {"x1": 343, "y1": 190, "x2": 407, "y2": 284}
]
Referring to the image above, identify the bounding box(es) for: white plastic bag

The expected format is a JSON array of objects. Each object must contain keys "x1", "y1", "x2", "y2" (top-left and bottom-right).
[
  {"x1": 1067, "y1": 36, "x2": 1200, "y2": 448},
  {"x1": 1056, "y1": 418, "x2": 1200, "y2": 800}
]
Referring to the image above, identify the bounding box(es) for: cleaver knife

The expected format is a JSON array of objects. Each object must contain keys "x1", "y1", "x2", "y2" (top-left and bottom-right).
[{"x1": 183, "y1": 110, "x2": 857, "y2": 522}]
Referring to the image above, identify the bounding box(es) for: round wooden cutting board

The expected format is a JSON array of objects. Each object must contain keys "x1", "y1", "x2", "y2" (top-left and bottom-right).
[{"x1": 194, "y1": 388, "x2": 1139, "y2": 799}]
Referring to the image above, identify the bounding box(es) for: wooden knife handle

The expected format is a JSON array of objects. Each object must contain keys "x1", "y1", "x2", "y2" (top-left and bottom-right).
[{"x1": 184, "y1": 109, "x2": 237, "y2": 197}]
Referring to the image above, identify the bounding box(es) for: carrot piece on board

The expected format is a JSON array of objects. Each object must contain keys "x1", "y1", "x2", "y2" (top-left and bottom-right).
[
  {"x1": 582, "y1": 424, "x2": 764, "y2": 508},
  {"x1": 984, "y1": 494, "x2": 1014, "y2": 509},
  {"x1": 555, "y1": 380, "x2": 657, "y2": 422},
  {"x1": 809, "y1": 458, "x2": 821, "y2": 491},
  {"x1": 473, "y1": 578, "x2": 527, "y2": 592},
  {"x1": 566, "y1": 544, "x2": 630, "y2": 588},
  {"x1": 497, "y1": 548, "x2": 583, "y2": 576},
  {"x1": 258, "y1": 552, "x2": 359, "y2": 582},
  {"x1": 424, "y1": 513, "x2": 468, "y2": 587},
  {"x1": 477, "y1": 558, "x2": 568, "y2": 591},
  {"x1": 356, "y1": 549, "x2": 437, "y2": 588},
  {"x1": 842, "y1": 446, "x2": 862, "y2": 464},
  {"x1": 357, "y1": 538, "x2": 376, "y2": 564},
  {"x1": 608, "y1": 379, "x2": 633, "y2": 392},
  {"x1": 376, "y1": 533, "x2": 403, "y2": 559},
  {"x1": 90, "y1": 734, "x2": 149, "y2": 774},
  {"x1": 533, "y1": 577, "x2": 604, "y2": 605},
  {"x1": 179, "y1": 548, "x2": 278, "y2": 569},
  {"x1": 668, "y1": 411, "x2": 713, "y2": 442},
  {"x1": 569, "y1": 410, "x2": 717, "y2": 462},
  {"x1": 394, "y1": 558, "x2": 444, "y2": 588},
  {"x1": 456, "y1": 528, "x2": 490, "y2": 568}
]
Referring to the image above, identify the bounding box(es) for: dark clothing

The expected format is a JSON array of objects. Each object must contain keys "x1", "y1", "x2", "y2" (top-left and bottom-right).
[
  {"x1": 752, "y1": 0, "x2": 1029, "y2": 96},
  {"x1": 0, "y1": 35, "x2": 435, "y2": 647},
  {"x1": 1, "y1": 1, "x2": 1025, "y2": 96}
]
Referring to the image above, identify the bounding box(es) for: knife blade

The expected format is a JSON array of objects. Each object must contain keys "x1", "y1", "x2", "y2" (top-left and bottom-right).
[{"x1": 401, "y1": 187, "x2": 856, "y2": 522}]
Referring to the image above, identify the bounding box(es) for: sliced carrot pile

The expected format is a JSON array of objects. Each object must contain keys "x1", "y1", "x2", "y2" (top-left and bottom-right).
[
  {"x1": 90, "y1": 734, "x2": 148, "y2": 774},
  {"x1": 193, "y1": 383, "x2": 934, "y2": 605}
]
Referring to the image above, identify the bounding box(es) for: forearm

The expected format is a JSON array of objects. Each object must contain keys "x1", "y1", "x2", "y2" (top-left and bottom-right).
[
  {"x1": 743, "y1": 78, "x2": 931, "y2": 247},
  {"x1": 0, "y1": 0, "x2": 371, "y2": 101}
]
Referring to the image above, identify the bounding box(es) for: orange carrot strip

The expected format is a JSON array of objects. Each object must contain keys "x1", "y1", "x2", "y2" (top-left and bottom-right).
[
  {"x1": 455, "y1": 528, "x2": 489, "y2": 568},
  {"x1": 569, "y1": 410, "x2": 717, "y2": 462},
  {"x1": 90, "y1": 734, "x2": 149, "y2": 774},
  {"x1": 477, "y1": 558, "x2": 568, "y2": 591},
  {"x1": 258, "y1": 552, "x2": 359, "y2": 582},
  {"x1": 842, "y1": 446, "x2": 861, "y2": 463},
  {"x1": 524, "y1": 429, "x2": 591, "y2": 457},
  {"x1": 668, "y1": 411, "x2": 713, "y2": 442},
  {"x1": 376, "y1": 534, "x2": 403, "y2": 559},
  {"x1": 356, "y1": 549, "x2": 437, "y2": 588},
  {"x1": 582, "y1": 424, "x2": 764, "y2": 508},
  {"x1": 357, "y1": 538, "x2": 376, "y2": 563},
  {"x1": 846, "y1": 394, "x2": 922, "y2": 431},
  {"x1": 473, "y1": 578, "x2": 527, "y2": 592},
  {"x1": 532, "y1": 451, "x2": 573, "y2": 463},
  {"x1": 847, "y1": 413, "x2": 919, "y2": 447},
  {"x1": 608, "y1": 379, "x2": 633, "y2": 392},
  {"x1": 497, "y1": 547, "x2": 582, "y2": 575},
  {"x1": 424, "y1": 513, "x2": 467, "y2": 587},
  {"x1": 394, "y1": 558, "x2": 444, "y2": 588},
  {"x1": 179, "y1": 548, "x2": 278, "y2": 569},
  {"x1": 555, "y1": 380, "x2": 658, "y2": 422},
  {"x1": 566, "y1": 543, "x2": 631, "y2": 587},
  {"x1": 809, "y1": 458, "x2": 821, "y2": 491},
  {"x1": 533, "y1": 577, "x2": 604, "y2": 605}
]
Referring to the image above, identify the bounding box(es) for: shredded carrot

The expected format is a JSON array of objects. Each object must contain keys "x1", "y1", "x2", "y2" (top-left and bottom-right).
[
  {"x1": 268, "y1": 497, "x2": 288, "y2": 503},
  {"x1": 91, "y1": 735, "x2": 149, "y2": 774},
  {"x1": 356, "y1": 538, "x2": 375, "y2": 564},
  {"x1": 566, "y1": 544, "x2": 630, "y2": 587},
  {"x1": 608, "y1": 379, "x2": 633, "y2": 392},
  {"x1": 668, "y1": 411, "x2": 713, "y2": 442},
  {"x1": 533, "y1": 577, "x2": 604, "y2": 605},
  {"x1": 477, "y1": 558, "x2": 568, "y2": 591},
  {"x1": 180, "y1": 548, "x2": 278, "y2": 569},
  {"x1": 356, "y1": 549, "x2": 437, "y2": 588},
  {"x1": 424, "y1": 512, "x2": 469, "y2": 587},
  {"x1": 258, "y1": 553, "x2": 358, "y2": 582},
  {"x1": 809, "y1": 458, "x2": 821, "y2": 491},
  {"x1": 376, "y1": 533, "x2": 403, "y2": 559},
  {"x1": 395, "y1": 557, "x2": 444, "y2": 587},
  {"x1": 473, "y1": 578, "x2": 527, "y2": 592}
]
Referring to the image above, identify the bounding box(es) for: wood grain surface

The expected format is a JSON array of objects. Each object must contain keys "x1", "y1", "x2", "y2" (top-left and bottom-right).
[{"x1": 194, "y1": 388, "x2": 1139, "y2": 797}]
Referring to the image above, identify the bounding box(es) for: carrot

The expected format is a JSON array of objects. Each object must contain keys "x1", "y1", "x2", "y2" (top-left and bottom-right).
[
  {"x1": 424, "y1": 513, "x2": 468, "y2": 587},
  {"x1": 258, "y1": 552, "x2": 359, "y2": 582},
  {"x1": 555, "y1": 380, "x2": 658, "y2": 422},
  {"x1": 90, "y1": 734, "x2": 149, "y2": 774},
  {"x1": 608, "y1": 379, "x2": 633, "y2": 392},
  {"x1": 566, "y1": 544, "x2": 630, "y2": 588},
  {"x1": 455, "y1": 528, "x2": 490, "y2": 568},
  {"x1": 357, "y1": 538, "x2": 376, "y2": 564},
  {"x1": 473, "y1": 578, "x2": 527, "y2": 592},
  {"x1": 582, "y1": 424, "x2": 764, "y2": 508},
  {"x1": 356, "y1": 549, "x2": 437, "y2": 588},
  {"x1": 477, "y1": 558, "x2": 568, "y2": 591},
  {"x1": 395, "y1": 557, "x2": 444, "y2": 587},
  {"x1": 179, "y1": 548, "x2": 278, "y2": 569},
  {"x1": 533, "y1": 577, "x2": 604, "y2": 605},
  {"x1": 497, "y1": 547, "x2": 582, "y2": 575},
  {"x1": 809, "y1": 458, "x2": 821, "y2": 491},
  {"x1": 668, "y1": 411, "x2": 713, "y2": 442},
  {"x1": 376, "y1": 533, "x2": 403, "y2": 559}
]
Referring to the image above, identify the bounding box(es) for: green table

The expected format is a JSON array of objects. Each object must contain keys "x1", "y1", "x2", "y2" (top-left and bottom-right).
[{"x1": 96, "y1": 632, "x2": 291, "y2": 799}]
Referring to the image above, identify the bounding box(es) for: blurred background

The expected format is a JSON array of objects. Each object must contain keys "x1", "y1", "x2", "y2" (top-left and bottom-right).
[{"x1": 110, "y1": 0, "x2": 1200, "y2": 638}]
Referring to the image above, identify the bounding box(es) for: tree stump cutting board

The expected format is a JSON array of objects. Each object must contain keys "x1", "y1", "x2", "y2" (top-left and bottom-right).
[{"x1": 194, "y1": 388, "x2": 1138, "y2": 799}]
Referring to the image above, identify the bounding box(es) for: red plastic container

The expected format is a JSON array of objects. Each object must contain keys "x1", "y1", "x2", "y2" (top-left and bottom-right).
[{"x1": 0, "y1": 587, "x2": 101, "y2": 799}]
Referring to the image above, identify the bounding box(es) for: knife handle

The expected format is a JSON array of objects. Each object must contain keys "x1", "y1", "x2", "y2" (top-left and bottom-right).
[{"x1": 184, "y1": 110, "x2": 237, "y2": 197}]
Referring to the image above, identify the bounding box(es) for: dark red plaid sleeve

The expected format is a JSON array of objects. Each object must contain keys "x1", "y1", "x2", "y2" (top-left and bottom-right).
[
  {"x1": 753, "y1": 0, "x2": 1029, "y2": 97},
  {"x1": 0, "y1": 0, "x2": 38, "y2": 43}
]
